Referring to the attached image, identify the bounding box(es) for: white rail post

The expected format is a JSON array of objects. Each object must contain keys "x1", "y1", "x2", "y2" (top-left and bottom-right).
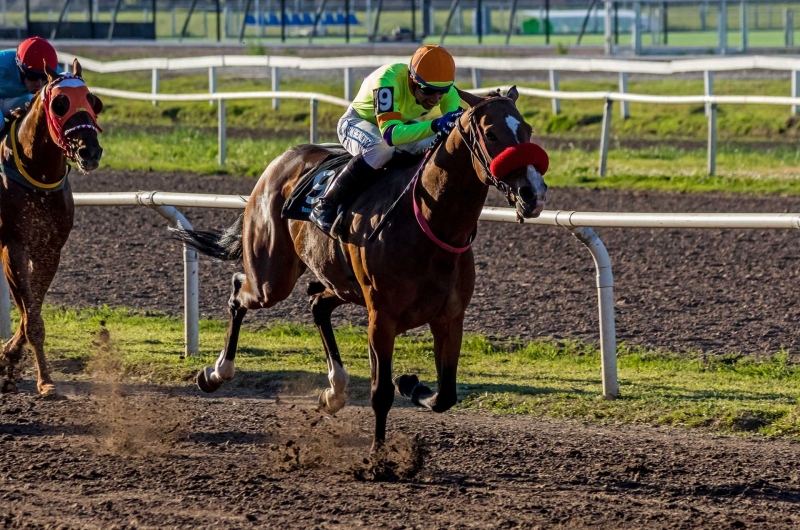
[
  {"x1": 632, "y1": 1, "x2": 642, "y2": 55},
  {"x1": 183, "y1": 242, "x2": 199, "y2": 357},
  {"x1": 151, "y1": 68, "x2": 159, "y2": 106},
  {"x1": 569, "y1": 227, "x2": 618, "y2": 400},
  {"x1": 549, "y1": 70, "x2": 560, "y2": 115},
  {"x1": 218, "y1": 99, "x2": 226, "y2": 166},
  {"x1": 785, "y1": 9, "x2": 795, "y2": 48},
  {"x1": 792, "y1": 70, "x2": 800, "y2": 116},
  {"x1": 144, "y1": 200, "x2": 199, "y2": 358},
  {"x1": 704, "y1": 70, "x2": 714, "y2": 116},
  {"x1": 740, "y1": 0, "x2": 748, "y2": 53},
  {"x1": 344, "y1": 67, "x2": 354, "y2": 100},
  {"x1": 310, "y1": 99, "x2": 318, "y2": 143},
  {"x1": 0, "y1": 273, "x2": 10, "y2": 339},
  {"x1": 708, "y1": 102, "x2": 717, "y2": 176},
  {"x1": 618, "y1": 72, "x2": 629, "y2": 119},
  {"x1": 472, "y1": 68, "x2": 482, "y2": 89},
  {"x1": 271, "y1": 67, "x2": 280, "y2": 110},
  {"x1": 598, "y1": 98, "x2": 612, "y2": 177},
  {"x1": 209, "y1": 66, "x2": 217, "y2": 106}
]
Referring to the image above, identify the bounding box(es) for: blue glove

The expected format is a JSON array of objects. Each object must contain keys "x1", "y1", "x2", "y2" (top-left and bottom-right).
[{"x1": 430, "y1": 109, "x2": 463, "y2": 136}]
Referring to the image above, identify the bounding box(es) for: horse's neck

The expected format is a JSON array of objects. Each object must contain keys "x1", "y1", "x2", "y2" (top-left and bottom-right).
[
  {"x1": 14, "y1": 99, "x2": 66, "y2": 182},
  {"x1": 417, "y1": 132, "x2": 489, "y2": 247}
]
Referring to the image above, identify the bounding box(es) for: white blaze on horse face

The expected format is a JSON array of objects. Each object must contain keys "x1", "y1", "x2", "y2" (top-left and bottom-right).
[
  {"x1": 526, "y1": 166, "x2": 547, "y2": 215},
  {"x1": 505, "y1": 115, "x2": 521, "y2": 142}
]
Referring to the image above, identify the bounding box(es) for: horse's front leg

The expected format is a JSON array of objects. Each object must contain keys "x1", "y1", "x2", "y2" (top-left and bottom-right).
[
  {"x1": 368, "y1": 312, "x2": 397, "y2": 452},
  {"x1": 395, "y1": 314, "x2": 463, "y2": 413}
]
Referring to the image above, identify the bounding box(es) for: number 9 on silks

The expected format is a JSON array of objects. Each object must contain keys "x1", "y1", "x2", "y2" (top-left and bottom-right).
[{"x1": 309, "y1": 44, "x2": 462, "y2": 238}]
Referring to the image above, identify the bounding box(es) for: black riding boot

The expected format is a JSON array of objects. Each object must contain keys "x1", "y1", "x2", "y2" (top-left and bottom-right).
[{"x1": 310, "y1": 154, "x2": 376, "y2": 238}]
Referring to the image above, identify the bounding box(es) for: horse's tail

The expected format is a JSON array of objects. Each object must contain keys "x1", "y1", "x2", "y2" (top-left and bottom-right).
[{"x1": 170, "y1": 213, "x2": 244, "y2": 261}]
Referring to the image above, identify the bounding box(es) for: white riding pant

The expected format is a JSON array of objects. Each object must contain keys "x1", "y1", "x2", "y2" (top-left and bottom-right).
[{"x1": 337, "y1": 106, "x2": 435, "y2": 170}]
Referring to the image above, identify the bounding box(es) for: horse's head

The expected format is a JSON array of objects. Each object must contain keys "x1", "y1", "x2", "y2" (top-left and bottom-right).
[
  {"x1": 43, "y1": 59, "x2": 104, "y2": 172},
  {"x1": 455, "y1": 87, "x2": 548, "y2": 220}
]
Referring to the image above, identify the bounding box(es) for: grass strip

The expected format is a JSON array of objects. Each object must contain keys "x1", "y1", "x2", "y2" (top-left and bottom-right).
[{"x1": 33, "y1": 305, "x2": 800, "y2": 439}]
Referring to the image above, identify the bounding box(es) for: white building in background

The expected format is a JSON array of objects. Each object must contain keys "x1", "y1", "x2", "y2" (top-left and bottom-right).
[{"x1": 518, "y1": 8, "x2": 651, "y2": 35}]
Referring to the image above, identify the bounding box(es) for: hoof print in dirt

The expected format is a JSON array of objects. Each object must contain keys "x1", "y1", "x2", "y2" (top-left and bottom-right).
[{"x1": 351, "y1": 435, "x2": 425, "y2": 482}]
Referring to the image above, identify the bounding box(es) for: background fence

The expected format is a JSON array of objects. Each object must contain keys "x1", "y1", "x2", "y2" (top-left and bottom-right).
[
  {"x1": 64, "y1": 49, "x2": 800, "y2": 176},
  {"x1": 3, "y1": 0, "x2": 800, "y2": 52}
]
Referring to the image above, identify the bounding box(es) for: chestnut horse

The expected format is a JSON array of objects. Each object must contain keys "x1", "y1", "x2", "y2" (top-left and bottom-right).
[
  {"x1": 0, "y1": 59, "x2": 104, "y2": 395},
  {"x1": 174, "y1": 87, "x2": 547, "y2": 450}
]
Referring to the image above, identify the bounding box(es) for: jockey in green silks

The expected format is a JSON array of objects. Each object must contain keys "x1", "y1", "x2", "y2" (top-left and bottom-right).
[{"x1": 310, "y1": 44, "x2": 464, "y2": 238}]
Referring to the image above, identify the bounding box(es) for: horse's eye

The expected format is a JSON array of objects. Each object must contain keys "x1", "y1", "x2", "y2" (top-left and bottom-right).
[{"x1": 485, "y1": 131, "x2": 497, "y2": 141}]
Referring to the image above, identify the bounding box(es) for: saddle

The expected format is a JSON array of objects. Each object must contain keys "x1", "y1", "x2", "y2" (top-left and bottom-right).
[
  {"x1": 281, "y1": 145, "x2": 424, "y2": 223},
  {"x1": 281, "y1": 145, "x2": 351, "y2": 222}
]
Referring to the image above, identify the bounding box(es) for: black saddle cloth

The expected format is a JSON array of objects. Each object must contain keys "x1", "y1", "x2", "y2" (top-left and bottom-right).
[{"x1": 281, "y1": 146, "x2": 352, "y2": 221}]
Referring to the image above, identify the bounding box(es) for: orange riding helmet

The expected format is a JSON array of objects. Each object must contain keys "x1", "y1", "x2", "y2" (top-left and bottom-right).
[{"x1": 409, "y1": 45, "x2": 456, "y2": 92}]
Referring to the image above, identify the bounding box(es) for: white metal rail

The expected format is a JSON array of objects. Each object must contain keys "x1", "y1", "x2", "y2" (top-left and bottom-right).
[
  {"x1": 56, "y1": 52, "x2": 800, "y2": 76},
  {"x1": 60, "y1": 51, "x2": 800, "y2": 122},
  {"x1": 4, "y1": 191, "x2": 800, "y2": 399}
]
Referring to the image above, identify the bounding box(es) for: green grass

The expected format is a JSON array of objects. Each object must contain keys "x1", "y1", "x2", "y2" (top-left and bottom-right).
[{"x1": 34, "y1": 305, "x2": 800, "y2": 439}]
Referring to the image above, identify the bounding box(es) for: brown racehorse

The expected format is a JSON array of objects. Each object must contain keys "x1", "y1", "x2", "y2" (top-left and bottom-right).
[
  {"x1": 0, "y1": 59, "x2": 104, "y2": 396},
  {"x1": 174, "y1": 87, "x2": 548, "y2": 451}
]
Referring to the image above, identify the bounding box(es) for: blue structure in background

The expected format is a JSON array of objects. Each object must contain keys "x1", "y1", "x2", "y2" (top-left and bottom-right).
[{"x1": 245, "y1": 12, "x2": 359, "y2": 26}]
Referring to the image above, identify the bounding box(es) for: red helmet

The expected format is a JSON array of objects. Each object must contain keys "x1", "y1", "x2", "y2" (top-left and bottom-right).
[{"x1": 16, "y1": 37, "x2": 58, "y2": 74}]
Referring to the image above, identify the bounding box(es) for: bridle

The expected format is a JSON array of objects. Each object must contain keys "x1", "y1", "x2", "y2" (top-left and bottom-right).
[
  {"x1": 369, "y1": 95, "x2": 544, "y2": 253},
  {"x1": 455, "y1": 95, "x2": 517, "y2": 203},
  {"x1": 41, "y1": 72, "x2": 102, "y2": 162}
]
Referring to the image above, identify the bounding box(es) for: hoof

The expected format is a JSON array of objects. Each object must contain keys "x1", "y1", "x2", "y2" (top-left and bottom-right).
[
  {"x1": 369, "y1": 439, "x2": 385, "y2": 458},
  {"x1": 196, "y1": 366, "x2": 223, "y2": 394},
  {"x1": 1, "y1": 379, "x2": 18, "y2": 394},
  {"x1": 393, "y1": 374, "x2": 420, "y2": 398},
  {"x1": 318, "y1": 389, "x2": 346, "y2": 415},
  {"x1": 38, "y1": 382, "x2": 57, "y2": 396}
]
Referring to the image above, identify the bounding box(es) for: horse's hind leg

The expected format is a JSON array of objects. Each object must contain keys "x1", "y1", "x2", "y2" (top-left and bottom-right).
[
  {"x1": 395, "y1": 315, "x2": 463, "y2": 413},
  {"x1": 0, "y1": 279, "x2": 26, "y2": 393},
  {"x1": 197, "y1": 272, "x2": 248, "y2": 393},
  {"x1": 308, "y1": 282, "x2": 348, "y2": 414}
]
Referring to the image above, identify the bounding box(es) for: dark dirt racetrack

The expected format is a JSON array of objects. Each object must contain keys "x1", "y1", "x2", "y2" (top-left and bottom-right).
[{"x1": 2, "y1": 168, "x2": 800, "y2": 529}]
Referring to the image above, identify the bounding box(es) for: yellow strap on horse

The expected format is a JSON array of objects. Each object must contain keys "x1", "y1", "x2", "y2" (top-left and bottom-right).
[{"x1": 10, "y1": 120, "x2": 65, "y2": 190}]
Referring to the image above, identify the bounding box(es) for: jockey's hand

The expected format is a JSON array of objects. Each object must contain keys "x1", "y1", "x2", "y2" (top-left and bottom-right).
[{"x1": 430, "y1": 109, "x2": 464, "y2": 136}]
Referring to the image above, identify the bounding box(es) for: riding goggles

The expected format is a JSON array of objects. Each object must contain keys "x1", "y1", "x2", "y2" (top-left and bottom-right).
[
  {"x1": 16, "y1": 60, "x2": 47, "y2": 82},
  {"x1": 417, "y1": 83, "x2": 451, "y2": 96}
]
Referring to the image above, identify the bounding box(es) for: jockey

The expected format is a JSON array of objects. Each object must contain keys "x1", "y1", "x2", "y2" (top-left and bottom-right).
[
  {"x1": 0, "y1": 37, "x2": 59, "y2": 118},
  {"x1": 310, "y1": 44, "x2": 464, "y2": 237}
]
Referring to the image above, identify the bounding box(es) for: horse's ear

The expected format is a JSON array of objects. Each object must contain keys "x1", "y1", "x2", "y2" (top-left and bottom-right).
[
  {"x1": 457, "y1": 87, "x2": 483, "y2": 108},
  {"x1": 44, "y1": 62, "x2": 58, "y2": 83},
  {"x1": 505, "y1": 85, "x2": 519, "y2": 103},
  {"x1": 73, "y1": 58, "x2": 82, "y2": 78}
]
